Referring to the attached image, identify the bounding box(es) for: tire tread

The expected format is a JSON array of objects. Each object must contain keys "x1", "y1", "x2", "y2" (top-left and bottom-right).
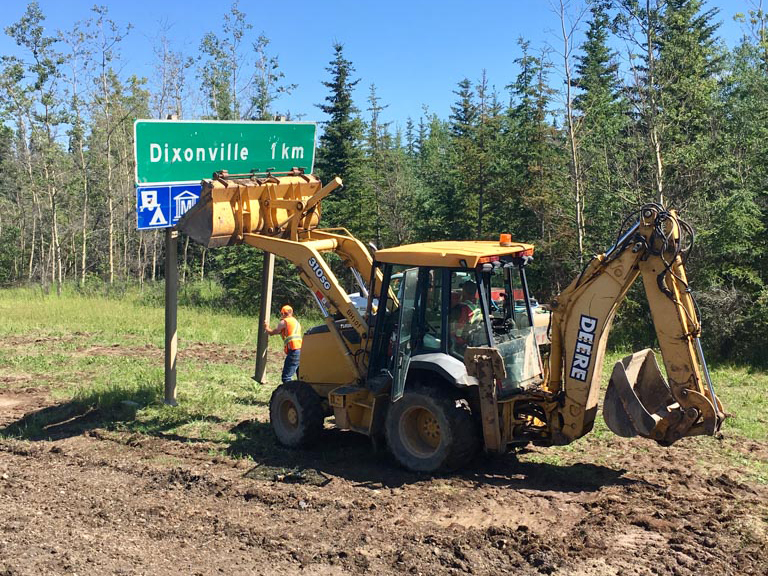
[
  {"x1": 385, "y1": 383, "x2": 480, "y2": 473},
  {"x1": 269, "y1": 381, "x2": 323, "y2": 447}
]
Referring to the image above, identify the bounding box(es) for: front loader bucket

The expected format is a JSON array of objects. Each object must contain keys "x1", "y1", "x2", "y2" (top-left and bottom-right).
[
  {"x1": 603, "y1": 349, "x2": 676, "y2": 438},
  {"x1": 177, "y1": 174, "x2": 335, "y2": 248}
]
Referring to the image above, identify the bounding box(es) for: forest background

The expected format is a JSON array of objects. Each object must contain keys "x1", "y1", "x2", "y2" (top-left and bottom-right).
[{"x1": 1, "y1": 0, "x2": 767, "y2": 366}]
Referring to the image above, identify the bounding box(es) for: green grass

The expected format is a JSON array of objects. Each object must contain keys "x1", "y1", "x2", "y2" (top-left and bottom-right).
[
  {"x1": 0, "y1": 286, "x2": 290, "y2": 443},
  {"x1": 0, "y1": 285, "x2": 263, "y2": 346},
  {"x1": 710, "y1": 364, "x2": 768, "y2": 441}
]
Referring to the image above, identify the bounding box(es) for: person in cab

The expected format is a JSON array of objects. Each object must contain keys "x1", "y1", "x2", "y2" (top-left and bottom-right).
[{"x1": 451, "y1": 280, "x2": 482, "y2": 351}]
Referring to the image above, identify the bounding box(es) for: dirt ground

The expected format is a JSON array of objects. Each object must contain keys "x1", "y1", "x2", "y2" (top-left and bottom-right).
[{"x1": 1, "y1": 346, "x2": 767, "y2": 575}]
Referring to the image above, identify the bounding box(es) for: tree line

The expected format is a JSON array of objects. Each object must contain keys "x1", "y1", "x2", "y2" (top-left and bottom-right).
[{"x1": 1, "y1": 1, "x2": 767, "y2": 365}]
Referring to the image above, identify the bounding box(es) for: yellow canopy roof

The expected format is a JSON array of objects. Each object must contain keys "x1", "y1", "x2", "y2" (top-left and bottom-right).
[{"x1": 374, "y1": 240, "x2": 534, "y2": 268}]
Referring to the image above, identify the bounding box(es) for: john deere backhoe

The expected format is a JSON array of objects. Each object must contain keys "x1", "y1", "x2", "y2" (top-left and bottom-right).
[{"x1": 178, "y1": 171, "x2": 725, "y2": 472}]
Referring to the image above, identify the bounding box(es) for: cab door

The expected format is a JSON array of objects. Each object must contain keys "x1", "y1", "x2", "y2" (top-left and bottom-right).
[{"x1": 392, "y1": 268, "x2": 419, "y2": 401}]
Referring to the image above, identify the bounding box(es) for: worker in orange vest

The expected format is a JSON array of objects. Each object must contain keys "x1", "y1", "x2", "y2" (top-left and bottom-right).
[{"x1": 264, "y1": 304, "x2": 303, "y2": 383}]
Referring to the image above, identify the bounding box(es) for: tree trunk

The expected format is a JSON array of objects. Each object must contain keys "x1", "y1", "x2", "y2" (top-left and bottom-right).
[
  {"x1": 559, "y1": 0, "x2": 586, "y2": 265},
  {"x1": 123, "y1": 226, "x2": 129, "y2": 280},
  {"x1": 80, "y1": 160, "x2": 88, "y2": 287},
  {"x1": 44, "y1": 160, "x2": 63, "y2": 295},
  {"x1": 18, "y1": 112, "x2": 44, "y2": 285},
  {"x1": 108, "y1": 193, "x2": 115, "y2": 283},
  {"x1": 182, "y1": 236, "x2": 189, "y2": 283},
  {"x1": 138, "y1": 233, "x2": 144, "y2": 288},
  {"x1": 28, "y1": 216, "x2": 36, "y2": 281},
  {"x1": 152, "y1": 230, "x2": 158, "y2": 281},
  {"x1": 52, "y1": 190, "x2": 62, "y2": 295},
  {"x1": 118, "y1": 129, "x2": 133, "y2": 281},
  {"x1": 101, "y1": 46, "x2": 115, "y2": 284},
  {"x1": 645, "y1": 0, "x2": 664, "y2": 205}
]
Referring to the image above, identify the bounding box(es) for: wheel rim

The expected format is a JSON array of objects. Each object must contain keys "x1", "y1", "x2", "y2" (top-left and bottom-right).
[
  {"x1": 400, "y1": 406, "x2": 442, "y2": 458},
  {"x1": 278, "y1": 398, "x2": 299, "y2": 431}
]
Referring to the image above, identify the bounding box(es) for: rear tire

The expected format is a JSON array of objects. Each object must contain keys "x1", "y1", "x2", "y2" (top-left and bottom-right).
[
  {"x1": 385, "y1": 385, "x2": 480, "y2": 473},
  {"x1": 269, "y1": 381, "x2": 323, "y2": 448}
]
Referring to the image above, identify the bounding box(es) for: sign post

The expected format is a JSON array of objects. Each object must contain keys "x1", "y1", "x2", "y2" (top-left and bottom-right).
[
  {"x1": 254, "y1": 251, "x2": 274, "y2": 383},
  {"x1": 164, "y1": 228, "x2": 178, "y2": 405}
]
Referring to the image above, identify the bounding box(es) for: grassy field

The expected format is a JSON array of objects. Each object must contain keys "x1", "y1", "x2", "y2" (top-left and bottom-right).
[
  {"x1": 1, "y1": 286, "x2": 766, "y2": 480},
  {"x1": 0, "y1": 286, "x2": 286, "y2": 452}
]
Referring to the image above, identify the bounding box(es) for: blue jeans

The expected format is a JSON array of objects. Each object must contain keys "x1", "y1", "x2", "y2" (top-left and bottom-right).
[{"x1": 281, "y1": 349, "x2": 301, "y2": 383}]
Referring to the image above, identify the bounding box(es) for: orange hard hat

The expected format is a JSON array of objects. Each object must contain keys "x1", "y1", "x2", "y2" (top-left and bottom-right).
[{"x1": 280, "y1": 305, "x2": 293, "y2": 316}]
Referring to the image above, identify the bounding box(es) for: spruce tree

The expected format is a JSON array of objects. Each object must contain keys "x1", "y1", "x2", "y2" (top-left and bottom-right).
[
  {"x1": 501, "y1": 41, "x2": 560, "y2": 239},
  {"x1": 693, "y1": 15, "x2": 766, "y2": 363},
  {"x1": 503, "y1": 40, "x2": 571, "y2": 294},
  {"x1": 315, "y1": 43, "x2": 366, "y2": 236},
  {"x1": 411, "y1": 114, "x2": 453, "y2": 241},
  {"x1": 656, "y1": 0, "x2": 724, "y2": 207},
  {"x1": 364, "y1": 84, "x2": 391, "y2": 246},
  {"x1": 571, "y1": 2, "x2": 629, "y2": 250},
  {"x1": 447, "y1": 78, "x2": 479, "y2": 239},
  {"x1": 475, "y1": 71, "x2": 504, "y2": 238}
]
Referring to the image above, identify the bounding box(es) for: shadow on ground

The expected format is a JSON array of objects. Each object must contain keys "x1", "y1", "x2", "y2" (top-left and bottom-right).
[
  {"x1": 1, "y1": 391, "x2": 638, "y2": 494},
  {"x1": 0, "y1": 383, "x2": 222, "y2": 442},
  {"x1": 227, "y1": 418, "x2": 638, "y2": 492}
]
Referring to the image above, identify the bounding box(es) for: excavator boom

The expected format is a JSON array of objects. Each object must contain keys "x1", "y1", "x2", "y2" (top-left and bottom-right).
[{"x1": 546, "y1": 204, "x2": 724, "y2": 445}]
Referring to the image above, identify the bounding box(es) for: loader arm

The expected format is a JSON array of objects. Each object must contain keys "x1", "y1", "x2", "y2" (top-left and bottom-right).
[
  {"x1": 178, "y1": 172, "x2": 381, "y2": 381},
  {"x1": 546, "y1": 204, "x2": 724, "y2": 446}
]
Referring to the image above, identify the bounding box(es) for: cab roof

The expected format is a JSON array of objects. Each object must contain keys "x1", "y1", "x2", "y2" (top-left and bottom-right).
[{"x1": 374, "y1": 240, "x2": 534, "y2": 268}]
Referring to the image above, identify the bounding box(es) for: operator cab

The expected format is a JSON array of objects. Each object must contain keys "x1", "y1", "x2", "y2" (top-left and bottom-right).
[{"x1": 368, "y1": 240, "x2": 543, "y2": 400}]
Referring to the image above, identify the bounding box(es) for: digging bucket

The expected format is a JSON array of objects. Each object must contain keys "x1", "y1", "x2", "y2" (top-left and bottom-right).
[{"x1": 602, "y1": 349, "x2": 676, "y2": 439}]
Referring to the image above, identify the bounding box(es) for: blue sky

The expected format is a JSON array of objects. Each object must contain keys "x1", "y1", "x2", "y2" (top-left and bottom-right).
[{"x1": 0, "y1": 0, "x2": 752, "y2": 129}]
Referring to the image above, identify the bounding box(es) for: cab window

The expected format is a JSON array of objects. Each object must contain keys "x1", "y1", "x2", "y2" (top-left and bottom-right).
[
  {"x1": 414, "y1": 268, "x2": 443, "y2": 353},
  {"x1": 448, "y1": 270, "x2": 489, "y2": 358}
]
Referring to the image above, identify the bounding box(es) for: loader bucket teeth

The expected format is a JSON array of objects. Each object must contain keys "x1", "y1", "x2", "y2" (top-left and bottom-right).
[{"x1": 603, "y1": 349, "x2": 675, "y2": 438}]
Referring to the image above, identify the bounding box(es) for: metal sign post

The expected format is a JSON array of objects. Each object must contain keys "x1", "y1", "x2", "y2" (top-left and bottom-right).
[
  {"x1": 254, "y1": 251, "x2": 275, "y2": 383},
  {"x1": 164, "y1": 228, "x2": 178, "y2": 405}
]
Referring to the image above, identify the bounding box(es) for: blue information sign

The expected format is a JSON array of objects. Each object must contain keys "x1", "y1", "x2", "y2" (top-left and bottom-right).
[{"x1": 136, "y1": 184, "x2": 201, "y2": 230}]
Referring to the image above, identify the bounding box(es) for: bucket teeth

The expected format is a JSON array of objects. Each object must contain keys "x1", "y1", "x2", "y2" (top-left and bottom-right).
[{"x1": 603, "y1": 349, "x2": 674, "y2": 439}]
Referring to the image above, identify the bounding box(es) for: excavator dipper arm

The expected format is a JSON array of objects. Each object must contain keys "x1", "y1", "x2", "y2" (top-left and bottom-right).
[{"x1": 546, "y1": 204, "x2": 724, "y2": 445}]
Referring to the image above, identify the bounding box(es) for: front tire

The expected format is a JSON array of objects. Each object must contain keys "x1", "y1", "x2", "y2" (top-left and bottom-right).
[
  {"x1": 385, "y1": 385, "x2": 479, "y2": 473},
  {"x1": 269, "y1": 381, "x2": 323, "y2": 448}
]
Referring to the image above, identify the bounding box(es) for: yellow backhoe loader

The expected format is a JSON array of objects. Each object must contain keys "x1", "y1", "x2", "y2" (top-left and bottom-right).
[{"x1": 178, "y1": 171, "x2": 725, "y2": 472}]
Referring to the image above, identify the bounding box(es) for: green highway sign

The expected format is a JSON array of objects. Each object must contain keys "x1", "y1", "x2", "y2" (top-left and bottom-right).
[{"x1": 134, "y1": 120, "x2": 316, "y2": 185}]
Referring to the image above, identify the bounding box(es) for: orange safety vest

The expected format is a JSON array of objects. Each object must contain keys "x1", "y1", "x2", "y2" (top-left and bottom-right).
[{"x1": 281, "y1": 316, "x2": 303, "y2": 353}]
